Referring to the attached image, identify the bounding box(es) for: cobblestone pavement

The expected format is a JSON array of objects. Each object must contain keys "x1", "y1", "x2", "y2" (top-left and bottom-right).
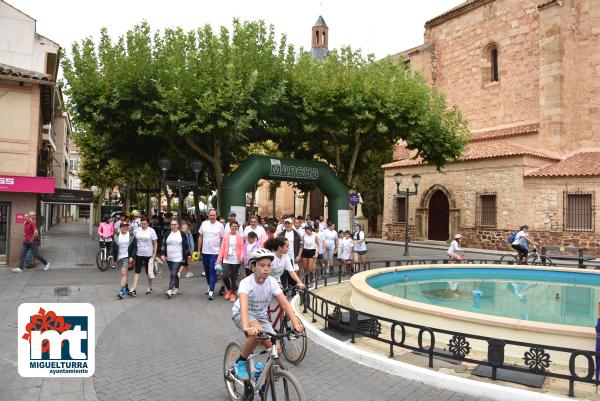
[{"x1": 0, "y1": 223, "x2": 488, "y2": 401}]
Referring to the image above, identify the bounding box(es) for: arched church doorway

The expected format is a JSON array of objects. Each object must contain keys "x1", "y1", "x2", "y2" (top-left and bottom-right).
[{"x1": 428, "y1": 190, "x2": 449, "y2": 241}]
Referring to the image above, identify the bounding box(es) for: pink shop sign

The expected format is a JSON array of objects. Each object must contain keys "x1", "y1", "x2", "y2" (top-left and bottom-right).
[{"x1": 0, "y1": 175, "x2": 55, "y2": 194}]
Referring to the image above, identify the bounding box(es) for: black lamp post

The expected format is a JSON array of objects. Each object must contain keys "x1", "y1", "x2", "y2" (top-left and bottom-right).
[
  {"x1": 159, "y1": 157, "x2": 203, "y2": 222},
  {"x1": 394, "y1": 172, "x2": 421, "y2": 256}
]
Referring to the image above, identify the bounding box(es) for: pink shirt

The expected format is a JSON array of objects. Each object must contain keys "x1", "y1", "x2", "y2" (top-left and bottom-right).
[{"x1": 97, "y1": 222, "x2": 115, "y2": 239}]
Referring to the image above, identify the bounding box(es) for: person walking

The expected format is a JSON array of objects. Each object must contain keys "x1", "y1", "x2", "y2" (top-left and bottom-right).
[
  {"x1": 264, "y1": 237, "x2": 305, "y2": 290},
  {"x1": 161, "y1": 219, "x2": 190, "y2": 298},
  {"x1": 352, "y1": 223, "x2": 367, "y2": 272},
  {"x1": 197, "y1": 209, "x2": 224, "y2": 300},
  {"x1": 301, "y1": 225, "x2": 319, "y2": 281},
  {"x1": 129, "y1": 217, "x2": 158, "y2": 296},
  {"x1": 108, "y1": 221, "x2": 136, "y2": 299},
  {"x1": 322, "y1": 221, "x2": 338, "y2": 270},
  {"x1": 242, "y1": 215, "x2": 266, "y2": 243},
  {"x1": 13, "y1": 212, "x2": 50, "y2": 273},
  {"x1": 216, "y1": 221, "x2": 244, "y2": 302},
  {"x1": 178, "y1": 223, "x2": 195, "y2": 278}
]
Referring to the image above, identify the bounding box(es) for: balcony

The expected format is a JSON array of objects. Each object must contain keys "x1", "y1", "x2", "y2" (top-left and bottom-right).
[{"x1": 41, "y1": 124, "x2": 56, "y2": 152}]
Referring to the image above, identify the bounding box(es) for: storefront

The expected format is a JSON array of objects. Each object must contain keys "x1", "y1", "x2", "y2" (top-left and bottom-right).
[
  {"x1": 0, "y1": 175, "x2": 55, "y2": 265},
  {"x1": 41, "y1": 188, "x2": 95, "y2": 236}
]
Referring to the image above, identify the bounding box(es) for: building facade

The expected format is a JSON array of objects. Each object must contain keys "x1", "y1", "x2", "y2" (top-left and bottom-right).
[
  {"x1": 383, "y1": 0, "x2": 600, "y2": 254},
  {"x1": 0, "y1": 0, "x2": 72, "y2": 264}
]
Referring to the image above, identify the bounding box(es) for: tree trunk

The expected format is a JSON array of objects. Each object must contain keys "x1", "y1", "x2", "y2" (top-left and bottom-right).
[
  {"x1": 249, "y1": 184, "x2": 257, "y2": 217},
  {"x1": 162, "y1": 183, "x2": 173, "y2": 212},
  {"x1": 345, "y1": 130, "x2": 362, "y2": 186},
  {"x1": 193, "y1": 191, "x2": 200, "y2": 219},
  {"x1": 184, "y1": 135, "x2": 223, "y2": 213}
]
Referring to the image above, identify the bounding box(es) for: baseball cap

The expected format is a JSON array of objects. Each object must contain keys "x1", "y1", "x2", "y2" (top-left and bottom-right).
[
  {"x1": 284, "y1": 218, "x2": 293, "y2": 223},
  {"x1": 229, "y1": 211, "x2": 237, "y2": 216}
]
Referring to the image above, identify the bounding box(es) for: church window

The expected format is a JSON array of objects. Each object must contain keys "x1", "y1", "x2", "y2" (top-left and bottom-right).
[
  {"x1": 564, "y1": 191, "x2": 594, "y2": 231},
  {"x1": 491, "y1": 48, "x2": 499, "y2": 82},
  {"x1": 482, "y1": 43, "x2": 499, "y2": 84},
  {"x1": 397, "y1": 196, "x2": 406, "y2": 223},
  {"x1": 476, "y1": 193, "x2": 496, "y2": 227}
]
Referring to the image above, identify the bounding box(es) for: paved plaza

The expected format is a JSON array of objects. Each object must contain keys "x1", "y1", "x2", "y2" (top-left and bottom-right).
[{"x1": 0, "y1": 223, "x2": 488, "y2": 401}]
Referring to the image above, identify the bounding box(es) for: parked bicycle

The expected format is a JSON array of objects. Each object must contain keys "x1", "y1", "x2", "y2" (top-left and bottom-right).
[
  {"x1": 224, "y1": 330, "x2": 305, "y2": 401},
  {"x1": 498, "y1": 244, "x2": 554, "y2": 266},
  {"x1": 267, "y1": 286, "x2": 307, "y2": 365},
  {"x1": 96, "y1": 238, "x2": 112, "y2": 271}
]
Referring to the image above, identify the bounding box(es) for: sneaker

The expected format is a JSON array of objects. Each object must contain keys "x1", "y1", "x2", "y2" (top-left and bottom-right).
[
  {"x1": 208, "y1": 290, "x2": 214, "y2": 300},
  {"x1": 166, "y1": 289, "x2": 172, "y2": 298},
  {"x1": 177, "y1": 272, "x2": 181, "y2": 278},
  {"x1": 43, "y1": 263, "x2": 50, "y2": 271},
  {"x1": 146, "y1": 288, "x2": 153, "y2": 295},
  {"x1": 218, "y1": 286, "x2": 225, "y2": 296},
  {"x1": 173, "y1": 288, "x2": 180, "y2": 295},
  {"x1": 230, "y1": 293, "x2": 236, "y2": 302},
  {"x1": 118, "y1": 288, "x2": 126, "y2": 299},
  {"x1": 185, "y1": 272, "x2": 194, "y2": 278},
  {"x1": 128, "y1": 289, "x2": 137, "y2": 297},
  {"x1": 225, "y1": 290, "x2": 231, "y2": 300},
  {"x1": 112, "y1": 264, "x2": 116, "y2": 270},
  {"x1": 234, "y1": 360, "x2": 250, "y2": 381},
  {"x1": 201, "y1": 272, "x2": 206, "y2": 277},
  {"x1": 12, "y1": 268, "x2": 23, "y2": 273}
]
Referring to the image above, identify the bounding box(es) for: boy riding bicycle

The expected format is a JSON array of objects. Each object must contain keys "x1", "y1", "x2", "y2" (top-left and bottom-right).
[{"x1": 231, "y1": 248, "x2": 304, "y2": 381}]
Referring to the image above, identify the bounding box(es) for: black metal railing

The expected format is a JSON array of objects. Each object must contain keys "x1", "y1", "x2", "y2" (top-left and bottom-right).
[{"x1": 300, "y1": 260, "x2": 600, "y2": 398}]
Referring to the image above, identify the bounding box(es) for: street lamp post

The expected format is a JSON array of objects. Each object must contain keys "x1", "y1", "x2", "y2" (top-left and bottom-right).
[
  {"x1": 394, "y1": 172, "x2": 421, "y2": 257},
  {"x1": 158, "y1": 158, "x2": 203, "y2": 222}
]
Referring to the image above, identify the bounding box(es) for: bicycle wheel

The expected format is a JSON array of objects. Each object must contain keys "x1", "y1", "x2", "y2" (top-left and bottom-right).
[
  {"x1": 533, "y1": 256, "x2": 554, "y2": 267},
  {"x1": 278, "y1": 314, "x2": 307, "y2": 365},
  {"x1": 498, "y1": 254, "x2": 518, "y2": 265},
  {"x1": 96, "y1": 250, "x2": 108, "y2": 271},
  {"x1": 223, "y1": 341, "x2": 249, "y2": 401},
  {"x1": 264, "y1": 369, "x2": 305, "y2": 401}
]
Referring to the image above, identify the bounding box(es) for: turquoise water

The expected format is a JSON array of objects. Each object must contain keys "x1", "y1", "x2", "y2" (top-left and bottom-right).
[{"x1": 367, "y1": 269, "x2": 600, "y2": 327}]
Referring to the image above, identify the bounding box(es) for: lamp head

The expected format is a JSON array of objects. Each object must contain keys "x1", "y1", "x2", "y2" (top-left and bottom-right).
[
  {"x1": 394, "y1": 172, "x2": 403, "y2": 186},
  {"x1": 191, "y1": 159, "x2": 203, "y2": 174},
  {"x1": 411, "y1": 174, "x2": 422, "y2": 190}
]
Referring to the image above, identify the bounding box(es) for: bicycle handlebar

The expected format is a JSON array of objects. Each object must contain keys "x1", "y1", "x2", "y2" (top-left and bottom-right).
[{"x1": 244, "y1": 330, "x2": 300, "y2": 341}]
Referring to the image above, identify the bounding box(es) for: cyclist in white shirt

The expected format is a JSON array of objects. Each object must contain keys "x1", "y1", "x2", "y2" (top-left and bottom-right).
[
  {"x1": 243, "y1": 215, "x2": 267, "y2": 243},
  {"x1": 197, "y1": 209, "x2": 225, "y2": 300},
  {"x1": 231, "y1": 249, "x2": 303, "y2": 382},
  {"x1": 447, "y1": 233, "x2": 467, "y2": 262}
]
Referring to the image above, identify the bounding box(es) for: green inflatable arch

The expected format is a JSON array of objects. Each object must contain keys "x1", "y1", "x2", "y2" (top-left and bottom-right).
[{"x1": 220, "y1": 155, "x2": 351, "y2": 230}]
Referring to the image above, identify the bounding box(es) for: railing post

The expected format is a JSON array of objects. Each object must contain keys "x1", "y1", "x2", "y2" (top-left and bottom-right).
[
  {"x1": 578, "y1": 248, "x2": 584, "y2": 268},
  {"x1": 302, "y1": 289, "x2": 308, "y2": 314},
  {"x1": 350, "y1": 310, "x2": 358, "y2": 344},
  {"x1": 338, "y1": 264, "x2": 342, "y2": 284}
]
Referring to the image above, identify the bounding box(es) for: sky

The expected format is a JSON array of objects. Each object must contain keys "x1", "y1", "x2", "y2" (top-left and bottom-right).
[{"x1": 6, "y1": 0, "x2": 459, "y2": 59}]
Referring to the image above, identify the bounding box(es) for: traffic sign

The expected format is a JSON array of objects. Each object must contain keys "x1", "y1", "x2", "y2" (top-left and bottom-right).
[{"x1": 349, "y1": 192, "x2": 360, "y2": 207}]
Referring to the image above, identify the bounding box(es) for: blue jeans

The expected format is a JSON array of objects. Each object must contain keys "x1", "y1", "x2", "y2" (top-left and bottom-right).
[
  {"x1": 167, "y1": 261, "x2": 182, "y2": 290},
  {"x1": 18, "y1": 242, "x2": 48, "y2": 270},
  {"x1": 202, "y1": 253, "x2": 218, "y2": 292}
]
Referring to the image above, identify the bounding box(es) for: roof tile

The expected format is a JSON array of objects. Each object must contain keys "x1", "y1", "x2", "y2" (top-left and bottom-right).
[
  {"x1": 471, "y1": 123, "x2": 539, "y2": 141},
  {"x1": 526, "y1": 152, "x2": 600, "y2": 177}
]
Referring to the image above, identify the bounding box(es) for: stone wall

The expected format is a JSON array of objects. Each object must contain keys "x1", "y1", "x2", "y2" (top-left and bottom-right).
[{"x1": 384, "y1": 223, "x2": 416, "y2": 242}]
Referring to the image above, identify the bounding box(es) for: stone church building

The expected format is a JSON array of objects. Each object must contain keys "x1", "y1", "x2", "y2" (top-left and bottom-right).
[{"x1": 382, "y1": 0, "x2": 600, "y2": 253}]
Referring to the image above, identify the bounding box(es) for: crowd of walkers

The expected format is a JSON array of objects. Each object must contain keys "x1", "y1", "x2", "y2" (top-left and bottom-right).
[{"x1": 102, "y1": 209, "x2": 368, "y2": 300}]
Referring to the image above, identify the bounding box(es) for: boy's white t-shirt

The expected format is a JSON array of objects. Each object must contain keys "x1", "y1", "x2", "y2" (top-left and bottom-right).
[
  {"x1": 135, "y1": 227, "x2": 158, "y2": 257},
  {"x1": 116, "y1": 232, "x2": 130, "y2": 260},
  {"x1": 232, "y1": 275, "x2": 283, "y2": 320},
  {"x1": 270, "y1": 253, "x2": 294, "y2": 282}
]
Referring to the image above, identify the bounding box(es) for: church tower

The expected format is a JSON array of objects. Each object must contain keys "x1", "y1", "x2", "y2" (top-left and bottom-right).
[{"x1": 311, "y1": 15, "x2": 330, "y2": 61}]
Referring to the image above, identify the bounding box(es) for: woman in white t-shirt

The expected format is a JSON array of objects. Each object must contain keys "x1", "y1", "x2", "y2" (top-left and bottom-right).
[
  {"x1": 301, "y1": 225, "x2": 320, "y2": 280},
  {"x1": 216, "y1": 221, "x2": 244, "y2": 302},
  {"x1": 352, "y1": 223, "x2": 367, "y2": 272},
  {"x1": 338, "y1": 230, "x2": 354, "y2": 274},
  {"x1": 264, "y1": 237, "x2": 305, "y2": 290},
  {"x1": 161, "y1": 219, "x2": 190, "y2": 298},
  {"x1": 447, "y1": 233, "x2": 467, "y2": 262},
  {"x1": 130, "y1": 217, "x2": 158, "y2": 297}
]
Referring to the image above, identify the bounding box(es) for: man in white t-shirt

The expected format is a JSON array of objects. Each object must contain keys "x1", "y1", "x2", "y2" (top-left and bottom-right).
[
  {"x1": 293, "y1": 218, "x2": 305, "y2": 238},
  {"x1": 242, "y1": 216, "x2": 266, "y2": 242},
  {"x1": 231, "y1": 249, "x2": 303, "y2": 382},
  {"x1": 278, "y1": 218, "x2": 302, "y2": 267},
  {"x1": 197, "y1": 209, "x2": 224, "y2": 300}
]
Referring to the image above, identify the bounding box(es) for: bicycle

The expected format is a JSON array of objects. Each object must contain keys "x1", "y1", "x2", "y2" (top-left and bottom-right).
[
  {"x1": 223, "y1": 331, "x2": 305, "y2": 401},
  {"x1": 267, "y1": 286, "x2": 307, "y2": 365},
  {"x1": 498, "y1": 244, "x2": 554, "y2": 266},
  {"x1": 96, "y1": 238, "x2": 112, "y2": 271}
]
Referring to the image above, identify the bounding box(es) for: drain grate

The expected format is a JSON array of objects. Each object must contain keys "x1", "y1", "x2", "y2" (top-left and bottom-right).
[
  {"x1": 75, "y1": 264, "x2": 94, "y2": 267},
  {"x1": 54, "y1": 287, "x2": 71, "y2": 297}
]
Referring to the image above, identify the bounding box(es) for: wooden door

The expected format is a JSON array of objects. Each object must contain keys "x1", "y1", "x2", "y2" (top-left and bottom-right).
[{"x1": 428, "y1": 190, "x2": 449, "y2": 241}]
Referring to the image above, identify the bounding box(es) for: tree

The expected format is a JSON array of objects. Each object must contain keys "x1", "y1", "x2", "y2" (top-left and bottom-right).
[{"x1": 277, "y1": 48, "x2": 468, "y2": 186}]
